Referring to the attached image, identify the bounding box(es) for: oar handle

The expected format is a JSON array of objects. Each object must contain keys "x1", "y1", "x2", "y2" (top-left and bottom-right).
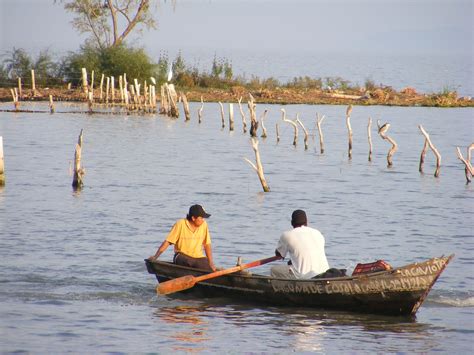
[{"x1": 194, "y1": 255, "x2": 281, "y2": 283}]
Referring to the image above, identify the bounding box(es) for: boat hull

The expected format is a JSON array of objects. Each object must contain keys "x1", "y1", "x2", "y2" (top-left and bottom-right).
[{"x1": 145, "y1": 255, "x2": 453, "y2": 316}]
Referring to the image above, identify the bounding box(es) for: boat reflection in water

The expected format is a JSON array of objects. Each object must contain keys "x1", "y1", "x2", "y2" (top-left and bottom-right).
[{"x1": 154, "y1": 305, "x2": 210, "y2": 353}]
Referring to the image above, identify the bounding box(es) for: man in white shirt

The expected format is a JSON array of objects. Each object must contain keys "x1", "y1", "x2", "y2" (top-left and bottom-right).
[{"x1": 270, "y1": 209, "x2": 330, "y2": 279}]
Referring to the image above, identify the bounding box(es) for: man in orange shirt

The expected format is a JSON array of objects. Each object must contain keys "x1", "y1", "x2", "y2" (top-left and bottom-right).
[{"x1": 148, "y1": 204, "x2": 216, "y2": 271}]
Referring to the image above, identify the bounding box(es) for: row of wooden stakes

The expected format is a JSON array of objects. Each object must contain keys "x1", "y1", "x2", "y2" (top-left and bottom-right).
[
  {"x1": 162, "y1": 94, "x2": 474, "y2": 190},
  {"x1": 3, "y1": 68, "x2": 474, "y2": 189}
]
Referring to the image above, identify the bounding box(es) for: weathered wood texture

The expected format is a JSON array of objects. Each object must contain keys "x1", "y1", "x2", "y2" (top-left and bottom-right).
[
  {"x1": 418, "y1": 125, "x2": 441, "y2": 177},
  {"x1": 244, "y1": 138, "x2": 270, "y2": 192},
  {"x1": 72, "y1": 129, "x2": 85, "y2": 189}
]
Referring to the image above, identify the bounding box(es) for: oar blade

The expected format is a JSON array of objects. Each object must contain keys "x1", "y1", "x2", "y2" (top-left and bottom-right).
[{"x1": 156, "y1": 275, "x2": 196, "y2": 295}]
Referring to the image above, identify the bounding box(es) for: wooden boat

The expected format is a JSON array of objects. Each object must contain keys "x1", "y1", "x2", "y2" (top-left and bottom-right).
[{"x1": 145, "y1": 254, "x2": 453, "y2": 316}]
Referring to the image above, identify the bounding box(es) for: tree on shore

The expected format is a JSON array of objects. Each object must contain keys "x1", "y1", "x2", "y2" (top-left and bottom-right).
[
  {"x1": 2, "y1": 48, "x2": 59, "y2": 86},
  {"x1": 57, "y1": 0, "x2": 157, "y2": 50}
]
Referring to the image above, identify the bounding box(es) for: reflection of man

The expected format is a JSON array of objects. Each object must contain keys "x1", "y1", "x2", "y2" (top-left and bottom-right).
[
  {"x1": 270, "y1": 209, "x2": 329, "y2": 279},
  {"x1": 148, "y1": 204, "x2": 216, "y2": 271}
]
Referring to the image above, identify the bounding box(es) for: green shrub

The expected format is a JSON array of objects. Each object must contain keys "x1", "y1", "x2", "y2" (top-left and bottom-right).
[
  {"x1": 61, "y1": 44, "x2": 155, "y2": 85},
  {"x1": 2, "y1": 48, "x2": 60, "y2": 86}
]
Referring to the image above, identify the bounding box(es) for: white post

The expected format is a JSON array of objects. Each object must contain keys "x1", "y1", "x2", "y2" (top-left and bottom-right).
[
  {"x1": 81, "y1": 68, "x2": 88, "y2": 94},
  {"x1": 31, "y1": 70, "x2": 36, "y2": 93},
  {"x1": 111, "y1": 76, "x2": 115, "y2": 102}
]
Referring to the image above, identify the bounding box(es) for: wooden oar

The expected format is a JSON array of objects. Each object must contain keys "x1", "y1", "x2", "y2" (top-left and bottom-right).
[{"x1": 156, "y1": 255, "x2": 281, "y2": 295}]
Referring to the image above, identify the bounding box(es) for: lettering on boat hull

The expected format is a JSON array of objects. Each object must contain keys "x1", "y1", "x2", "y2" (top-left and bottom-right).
[{"x1": 270, "y1": 257, "x2": 449, "y2": 295}]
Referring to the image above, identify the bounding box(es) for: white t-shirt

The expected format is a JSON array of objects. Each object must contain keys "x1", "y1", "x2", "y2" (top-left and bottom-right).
[{"x1": 276, "y1": 226, "x2": 330, "y2": 279}]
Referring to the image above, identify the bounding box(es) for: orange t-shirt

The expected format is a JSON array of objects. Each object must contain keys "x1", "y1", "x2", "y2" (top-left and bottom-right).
[{"x1": 165, "y1": 218, "x2": 211, "y2": 258}]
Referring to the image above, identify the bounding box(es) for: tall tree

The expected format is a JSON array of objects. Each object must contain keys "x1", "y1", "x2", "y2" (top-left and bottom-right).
[{"x1": 58, "y1": 0, "x2": 157, "y2": 50}]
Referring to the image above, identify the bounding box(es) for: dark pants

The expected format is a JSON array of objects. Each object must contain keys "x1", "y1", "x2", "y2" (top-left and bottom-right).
[{"x1": 174, "y1": 253, "x2": 212, "y2": 271}]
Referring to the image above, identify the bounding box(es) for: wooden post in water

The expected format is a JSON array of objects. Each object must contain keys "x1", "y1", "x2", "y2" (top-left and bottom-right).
[
  {"x1": 248, "y1": 95, "x2": 258, "y2": 137},
  {"x1": 238, "y1": 97, "x2": 247, "y2": 133},
  {"x1": 159, "y1": 85, "x2": 167, "y2": 114},
  {"x1": 144, "y1": 81, "x2": 148, "y2": 109},
  {"x1": 124, "y1": 87, "x2": 130, "y2": 110},
  {"x1": 418, "y1": 125, "x2": 441, "y2": 177},
  {"x1": 130, "y1": 84, "x2": 137, "y2": 110},
  {"x1": 72, "y1": 129, "x2": 85, "y2": 189},
  {"x1": 260, "y1": 109, "x2": 268, "y2": 138},
  {"x1": 377, "y1": 120, "x2": 398, "y2": 167},
  {"x1": 81, "y1": 68, "x2": 88, "y2": 95},
  {"x1": 419, "y1": 139, "x2": 428, "y2": 173},
  {"x1": 90, "y1": 70, "x2": 94, "y2": 92},
  {"x1": 167, "y1": 84, "x2": 179, "y2": 118},
  {"x1": 31, "y1": 70, "x2": 36, "y2": 95},
  {"x1": 456, "y1": 143, "x2": 474, "y2": 183},
  {"x1": 346, "y1": 104, "x2": 353, "y2": 159},
  {"x1": 0, "y1": 136, "x2": 5, "y2": 186},
  {"x1": 18, "y1": 77, "x2": 22, "y2": 97},
  {"x1": 87, "y1": 92, "x2": 93, "y2": 113},
  {"x1": 151, "y1": 85, "x2": 157, "y2": 112},
  {"x1": 182, "y1": 93, "x2": 191, "y2": 121},
  {"x1": 10, "y1": 89, "x2": 19, "y2": 111},
  {"x1": 99, "y1": 74, "x2": 104, "y2": 101},
  {"x1": 198, "y1": 96, "x2": 204, "y2": 123},
  {"x1": 134, "y1": 79, "x2": 140, "y2": 108},
  {"x1": 316, "y1": 113, "x2": 326, "y2": 154},
  {"x1": 49, "y1": 95, "x2": 55, "y2": 113},
  {"x1": 218, "y1": 102, "x2": 225, "y2": 128},
  {"x1": 106, "y1": 77, "x2": 110, "y2": 104},
  {"x1": 296, "y1": 115, "x2": 309, "y2": 150},
  {"x1": 244, "y1": 138, "x2": 270, "y2": 192},
  {"x1": 111, "y1": 76, "x2": 115, "y2": 102},
  {"x1": 276, "y1": 123, "x2": 280, "y2": 143},
  {"x1": 367, "y1": 117, "x2": 373, "y2": 161},
  {"x1": 229, "y1": 103, "x2": 235, "y2": 131},
  {"x1": 119, "y1": 76, "x2": 124, "y2": 103}
]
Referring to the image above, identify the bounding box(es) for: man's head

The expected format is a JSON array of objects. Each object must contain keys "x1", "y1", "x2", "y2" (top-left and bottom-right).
[
  {"x1": 187, "y1": 204, "x2": 211, "y2": 221},
  {"x1": 291, "y1": 209, "x2": 307, "y2": 228}
]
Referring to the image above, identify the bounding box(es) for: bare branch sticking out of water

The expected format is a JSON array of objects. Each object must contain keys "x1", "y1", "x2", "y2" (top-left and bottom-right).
[
  {"x1": 198, "y1": 96, "x2": 204, "y2": 124},
  {"x1": 317, "y1": 113, "x2": 326, "y2": 154},
  {"x1": 296, "y1": 115, "x2": 309, "y2": 150},
  {"x1": 418, "y1": 125, "x2": 441, "y2": 177},
  {"x1": 244, "y1": 138, "x2": 270, "y2": 192},
  {"x1": 49, "y1": 95, "x2": 55, "y2": 114},
  {"x1": 248, "y1": 95, "x2": 258, "y2": 137},
  {"x1": 237, "y1": 97, "x2": 247, "y2": 133},
  {"x1": 218, "y1": 101, "x2": 225, "y2": 128},
  {"x1": 10, "y1": 88, "x2": 19, "y2": 111},
  {"x1": 229, "y1": 103, "x2": 234, "y2": 131},
  {"x1": 346, "y1": 104, "x2": 353, "y2": 159},
  {"x1": 377, "y1": 120, "x2": 398, "y2": 167},
  {"x1": 419, "y1": 139, "x2": 429, "y2": 173},
  {"x1": 72, "y1": 129, "x2": 85, "y2": 189},
  {"x1": 456, "y1": 143, "x2": 474, "y2": 183},
  {"x1": 181, "y1": 92, "x2": 191, "y2": 121},
  {"x1": 260, "y1": 109, "x2": 269, "y2": 138},
  {"x1": 281, "y1": 109, "x2": 298, "y2": 146}
]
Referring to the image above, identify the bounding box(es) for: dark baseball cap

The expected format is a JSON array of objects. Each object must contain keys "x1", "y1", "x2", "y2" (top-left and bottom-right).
[
  {"x1": 291, "y1": 209, "x2": 307, "y2": 226},
  {"x1": 188, "y1": 204, "x2": 211, "y2": 218}
]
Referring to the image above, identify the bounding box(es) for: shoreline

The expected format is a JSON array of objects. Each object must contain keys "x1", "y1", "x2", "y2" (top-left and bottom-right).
[{"x1": 0, "y1": 87, "x2": 472, "y2": 108}]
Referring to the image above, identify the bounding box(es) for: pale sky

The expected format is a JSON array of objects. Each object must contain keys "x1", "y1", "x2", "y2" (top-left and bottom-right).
[{"x1": 1, "y1": 0, "x2": 472, "y2": 57}]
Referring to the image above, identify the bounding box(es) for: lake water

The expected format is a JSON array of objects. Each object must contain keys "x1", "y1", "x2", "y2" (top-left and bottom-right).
[
  {"x1": 0, "y1": 101, "x2": 473, "y2": 353},
  {"x1": 156, "y1": 48, "x2": 474, "y2": 98}
]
